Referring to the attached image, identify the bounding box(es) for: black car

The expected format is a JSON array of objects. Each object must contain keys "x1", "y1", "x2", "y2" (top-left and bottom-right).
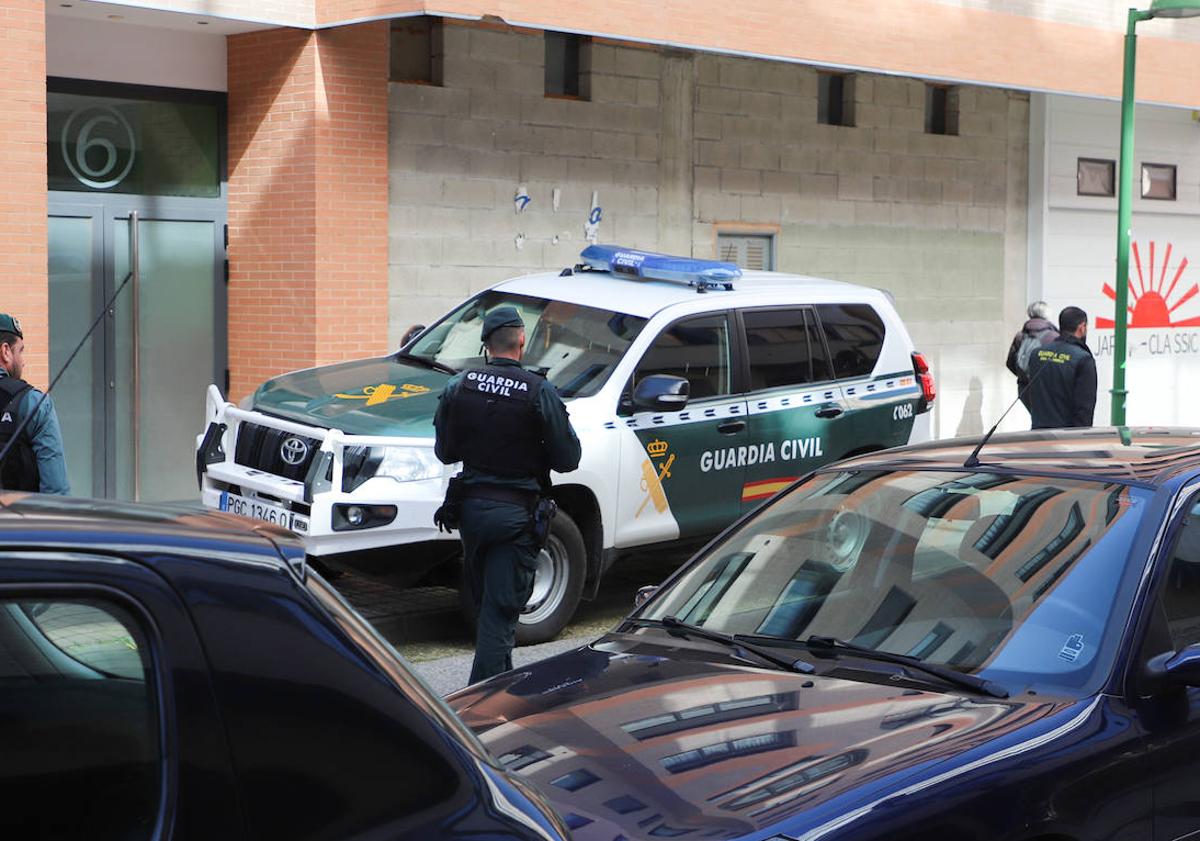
[
  {"x1": 0, "y1": 495, "x2": 567, "y2": 841},
  {"x1": 450, "y1": 428, "x2": 1200, "y2": 841}
]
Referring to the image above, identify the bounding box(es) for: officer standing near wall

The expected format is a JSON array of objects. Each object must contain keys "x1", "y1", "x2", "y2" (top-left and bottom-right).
[
  {"x1": 433, "y1": 307, "x2": 581, "y2": 684},
  {"x1": 0, "y1": 314, "x2": 69, "y2": 495},
  {"x1": 1026, "y1": 305, "x2": 1097, "y2": 430}
]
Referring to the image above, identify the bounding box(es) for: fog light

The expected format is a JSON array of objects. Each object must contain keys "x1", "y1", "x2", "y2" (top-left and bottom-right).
[{"x1": 332, "y1": 503, "x2": 397, "y2": 532}]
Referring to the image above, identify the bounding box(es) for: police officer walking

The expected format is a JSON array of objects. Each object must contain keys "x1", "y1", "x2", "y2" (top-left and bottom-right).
[
  {"x1": 0, "y1": 314, "x2": 69, "y2": 494},
  {"x1": 1026, "y1": 306, "x2": 1098, "y2": 430},
  {"x1": 433, "y1": 307, "x2": 581, "y2": 684}
]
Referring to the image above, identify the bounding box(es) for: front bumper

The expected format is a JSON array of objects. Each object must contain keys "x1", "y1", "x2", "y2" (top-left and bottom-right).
[{"x1": 197, "y1": 385, "x2": 458, "y2": 557}]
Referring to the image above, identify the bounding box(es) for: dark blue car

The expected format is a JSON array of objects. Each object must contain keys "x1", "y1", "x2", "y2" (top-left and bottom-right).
[
  {"x1": 449, "y1": 428, "x2": 1200, "y2": 841},
  {"x1": 0, "y1": 495, "x2": 567, "y2": 840}
]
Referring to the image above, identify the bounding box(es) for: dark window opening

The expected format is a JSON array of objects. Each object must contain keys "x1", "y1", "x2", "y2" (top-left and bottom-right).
[
  {"x1": 818, "y1": 72, "x2": 855, "y2": 127},
  {"x1": 545, "y1": 32, "x2": 590, "y2": 99},
  {"x1": 1077, "y1": 158, "x2": 1116, "y2": 197},
  {"x1": 816, "y1": 303, "x2": 885, "y2": 380},
  {"x1": 925, "y1": 84, "x2": 958, "y2": 136},
  {"x1": 1142, "y1": 162, "x2": 1177, "y2": 201},
  {"x1": 744, "y1": 308, "x2": 832, "y2": 390},
  {"x1": 389, "y1": 17, "x2": 443, "y2": 85}
]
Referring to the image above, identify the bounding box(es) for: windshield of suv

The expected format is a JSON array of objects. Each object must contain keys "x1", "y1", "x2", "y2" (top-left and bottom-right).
[
  {"x1": 406, "y1": 291, "x2": 647, "y2": 398},
  {"x1": 641, "y1": 469, "x2": 1150, "y2": 696}
]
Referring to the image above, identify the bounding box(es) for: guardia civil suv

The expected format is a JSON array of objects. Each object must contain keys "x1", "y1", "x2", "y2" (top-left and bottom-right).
[{"x1": 196, "y1": 245, "x2": 935, "y2": 643}]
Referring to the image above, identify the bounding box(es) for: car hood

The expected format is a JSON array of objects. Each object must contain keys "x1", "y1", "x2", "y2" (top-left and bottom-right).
[
  {"x1": 448, "y1": 633, "x2": 1073, "y2": 841},
  {"x1": 249, "y1": 355, "x2": 450, "y2": 437}
]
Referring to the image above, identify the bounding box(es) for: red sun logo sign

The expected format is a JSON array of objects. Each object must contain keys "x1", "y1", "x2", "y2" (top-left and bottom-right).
[{"x1": 1098, "y1": 240, "x2": 1200, "y2": 328}]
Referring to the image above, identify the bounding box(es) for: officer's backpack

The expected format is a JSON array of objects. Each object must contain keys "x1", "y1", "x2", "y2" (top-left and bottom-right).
[
  {"x1": 1016, "y1": 327, "x2": 1058, "y2": 375},
  {"x1": 0, "y1": 377, "x2": 40, "y2": 492}
]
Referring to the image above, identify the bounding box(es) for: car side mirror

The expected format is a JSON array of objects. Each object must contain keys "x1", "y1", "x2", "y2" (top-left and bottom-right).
[
  {"x1": 634, "y1": 585, "x2": 658, "y2": 608},
  {"x1": 400, "y1": 324, "x2": 425, "y2": 346},
  {"x1": 632, "y1": 375, "x2": 689, "y2": 412},
  {"x1": 1164, "y1": 644, "x2": 1200, "y2": 686}
]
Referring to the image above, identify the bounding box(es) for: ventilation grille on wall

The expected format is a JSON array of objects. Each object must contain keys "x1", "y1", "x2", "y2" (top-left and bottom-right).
[{"x1": 718, "y1": 233, "x2": 774, "y2": 271}]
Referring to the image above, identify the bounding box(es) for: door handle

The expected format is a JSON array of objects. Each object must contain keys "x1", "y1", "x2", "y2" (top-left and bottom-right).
[
  {"x1": 815, "y1": 405, "x2": 843, "y2": 419},
  {"x1": 717, "y1": 419, "x2": 746, "y2": 435},
  {"x1": 130, "y1": 211, "x2": 141, "y2": 501}
]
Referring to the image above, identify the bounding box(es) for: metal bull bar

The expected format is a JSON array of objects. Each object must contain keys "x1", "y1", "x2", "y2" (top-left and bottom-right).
[{"x1": 199, "y1": 384, "x2": 438, "y2": 503}]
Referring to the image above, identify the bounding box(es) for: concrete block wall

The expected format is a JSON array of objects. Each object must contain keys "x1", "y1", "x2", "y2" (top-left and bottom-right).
[
  {"x1": 388, "y1": 22, "x2": 1030, "y2": 437},
  {"x1": 388, "y1": 23, "x2": 663, "y2": 337}
]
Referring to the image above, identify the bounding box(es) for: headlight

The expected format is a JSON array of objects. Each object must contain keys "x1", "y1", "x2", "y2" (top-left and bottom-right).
[{"x1": 373, "y1": 446, "x2": 443, "y2": 482}]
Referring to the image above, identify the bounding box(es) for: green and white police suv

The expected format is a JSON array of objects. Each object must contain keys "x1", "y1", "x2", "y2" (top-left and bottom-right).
[{"x1": 196, "y1": 245, "x2": 936, "y2": 643}]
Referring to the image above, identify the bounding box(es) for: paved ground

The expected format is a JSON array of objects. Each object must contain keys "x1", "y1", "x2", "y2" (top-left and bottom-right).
[{"x1": 335, "y1": 544, "x2": 697, "y2": 695}]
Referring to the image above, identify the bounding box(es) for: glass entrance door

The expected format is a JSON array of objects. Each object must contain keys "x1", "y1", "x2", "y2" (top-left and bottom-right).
[{"x1": 48, "y1": 202, "x2": 225, "y2": 502}]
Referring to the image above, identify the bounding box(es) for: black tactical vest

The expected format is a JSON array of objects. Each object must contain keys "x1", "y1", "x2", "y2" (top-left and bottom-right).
[
  {"x1": 449, "y1": 364, "x2": 548, "y2": 478},
  {"x1": 0, "y1": 377, "x2": 39, "y2": 492}
]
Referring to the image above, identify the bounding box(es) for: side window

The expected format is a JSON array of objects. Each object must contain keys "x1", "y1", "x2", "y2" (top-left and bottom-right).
[
  {"x1": 817, "y1": 303, "x2": 886, "y2": 380},
  {"x1": 743, "y1": 308, "x2": 832, "y2": 391},
  {"x1": 633, "y1": 314, "x2": 732, "y2": 401},
  {"x1": 0, "y1": 597, "x2": 159, "y2": 840},
  {"x1": 1162, "y1": 499, "x2": 1200, "y2": 650}
]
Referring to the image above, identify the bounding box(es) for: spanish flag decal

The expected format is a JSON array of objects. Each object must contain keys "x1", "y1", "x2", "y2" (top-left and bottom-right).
[{"x1": 742, "y1": 477, "x2": 797, "y2": 502}]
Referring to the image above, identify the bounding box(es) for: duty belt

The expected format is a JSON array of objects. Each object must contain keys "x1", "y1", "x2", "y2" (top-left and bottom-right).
[{"x1": 463, "y1": 484, "x2": 539, "y2": 508}]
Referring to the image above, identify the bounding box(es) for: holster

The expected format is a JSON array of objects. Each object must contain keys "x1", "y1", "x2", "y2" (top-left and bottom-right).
[
  {"x1": 433, "y1": 475, "x2": 465, "y2": 533},
  {"x1": 530, "y1": 471, "x2": 558, "y2": 548}
]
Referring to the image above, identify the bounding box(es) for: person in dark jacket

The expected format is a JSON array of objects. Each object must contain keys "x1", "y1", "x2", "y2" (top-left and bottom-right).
[
  {"x1": 1006, "y1": 301, "x2": 1058, "y2": 411},
  {"x1": 0, "y1": 314, "x2": 69, "y2": 494},
  {"x1": 433, "y1": 306, "x2": 581, "y2": 684},
  {"x1": 1026, "y1": 306, "x2": 1097, "y2": 429}
]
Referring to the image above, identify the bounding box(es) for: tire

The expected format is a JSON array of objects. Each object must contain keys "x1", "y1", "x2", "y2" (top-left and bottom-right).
[{"x1": 457, "y1": 509, "x2": 587, "y2": 646}]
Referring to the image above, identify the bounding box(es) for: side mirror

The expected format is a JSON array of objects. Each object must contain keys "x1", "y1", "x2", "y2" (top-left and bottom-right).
[
  {"x1": 1163, "y1": 645, "x2": 1200, "y2": 687},
  {"x1": 400, "y1": 324, "x2": 425, "y2": 346},
  {"x1": 634, "y1": 585, "x2": 658, "y2": 609},
  {"x1": 632, "y1": 375, "x2": 689, "y2": 412}
]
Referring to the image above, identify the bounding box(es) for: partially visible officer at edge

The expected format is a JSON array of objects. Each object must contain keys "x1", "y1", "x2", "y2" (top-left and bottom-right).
[
  {"x1": 1026, "y1": 305, "x2": 1097, "y2": 430},
  {"x1": 0, "y1": 314, "x2": 69, "y2": 494},
  {"x1": 433, "y1": 307, "x2": 581, "y2": 684}
]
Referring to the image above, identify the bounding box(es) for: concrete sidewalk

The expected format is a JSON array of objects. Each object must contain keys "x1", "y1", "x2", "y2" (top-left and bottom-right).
[{"x1": 413, "y1": 633, "x2": 597, "y2": 696}]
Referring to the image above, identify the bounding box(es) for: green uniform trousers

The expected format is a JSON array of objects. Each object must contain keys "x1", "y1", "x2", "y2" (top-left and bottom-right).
[{"x1": 461, "y1": 498, "x2": 539, "y2": 684}]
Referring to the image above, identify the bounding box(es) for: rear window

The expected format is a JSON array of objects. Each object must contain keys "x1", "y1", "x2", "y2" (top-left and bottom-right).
[{"x1": 817, "y1": 303, "x2": 885, "y2": 380}]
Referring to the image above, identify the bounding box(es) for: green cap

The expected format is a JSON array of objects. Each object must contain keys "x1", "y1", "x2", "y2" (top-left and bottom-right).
[
  {"x1": 0, "y1": 314, "x2": 23, "y2": 338},
  {"x1": 481, "y1": 306, "x2": 524, "y2": 341}
]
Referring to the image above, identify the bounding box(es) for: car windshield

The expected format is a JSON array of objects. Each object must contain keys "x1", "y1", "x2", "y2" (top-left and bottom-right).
[
  {"x1": 406, "y1": 291, "x2": 647, "y2": 398},
  {"x1": 641, "y1": 469, "x2": 1151, "y2": 696}
]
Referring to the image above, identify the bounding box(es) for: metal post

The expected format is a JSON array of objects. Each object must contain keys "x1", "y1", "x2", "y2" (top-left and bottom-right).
[
  {"x1": 130, "y1": 210, "x2": 141, "y2": 501},
  {"x1": 1112, "y1": 9, "x2": 1151, "y2": 426}
]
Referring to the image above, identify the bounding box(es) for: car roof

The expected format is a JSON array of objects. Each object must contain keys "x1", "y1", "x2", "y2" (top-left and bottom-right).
[
  {"x1": 495, "y1": 267, "x2": 870, "y2": 319},
  {"x1": 837, "y1": 427, "x2": 1200, "y2": 486},
  {"x1": 0, "y1": 494, "x2": 298, "y2": 568}
]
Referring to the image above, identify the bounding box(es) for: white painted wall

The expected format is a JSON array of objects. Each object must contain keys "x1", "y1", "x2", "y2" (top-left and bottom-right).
[
  {"x1": 1030, "y1": 93, "x2": 1200, "y2": 427},
  {"x1": 47, "y1": 14, "x2": 227, "y2": 92}
]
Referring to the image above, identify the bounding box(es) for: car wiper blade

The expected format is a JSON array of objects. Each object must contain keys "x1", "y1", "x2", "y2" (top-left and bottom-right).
[
  {"x1": 803, "y1": 635, "x2": 1008, "y2": 699},
  {"x1": 394, "y1": 351, "x2": 457, "y2": 375},
  {"x1": 625, "y1": 616, "x2": 814, "y2": 675}
]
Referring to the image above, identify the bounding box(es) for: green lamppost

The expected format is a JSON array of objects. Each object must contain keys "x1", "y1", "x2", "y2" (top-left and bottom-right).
[{"x1": 1112, "y1": 0, "x2": 1200, "y2": 425}]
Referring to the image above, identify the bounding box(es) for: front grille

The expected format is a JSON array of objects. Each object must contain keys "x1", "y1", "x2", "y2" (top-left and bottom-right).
[{"x1": 234, "y1": 421, "x2": 378, "y2": 491}]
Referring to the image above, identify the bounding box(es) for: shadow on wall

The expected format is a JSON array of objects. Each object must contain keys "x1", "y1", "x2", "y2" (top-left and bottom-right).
[{"x1": 955, "y1": 376, "x2": 984, "y2": 438}]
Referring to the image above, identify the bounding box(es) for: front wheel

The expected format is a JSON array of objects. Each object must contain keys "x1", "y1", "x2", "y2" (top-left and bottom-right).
[{"x1": 458, "y1": 509, "x2": 587, "y2": 645}]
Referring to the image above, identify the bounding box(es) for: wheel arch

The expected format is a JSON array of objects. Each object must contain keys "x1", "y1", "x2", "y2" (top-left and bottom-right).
[{"x1": 551, "y1": 483, "x2": 604, "y2": 597}]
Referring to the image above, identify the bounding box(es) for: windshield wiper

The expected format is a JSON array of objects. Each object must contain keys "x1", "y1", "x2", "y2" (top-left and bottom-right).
[
  {"x1": 625, "y1": 616, "x2": 815, "y2": 676},
  {"x1": 394, "y1": 351, "x2": 457, "y2": 375},
  {"x1": 802, "y1": 635, "x2": 1008, "y2": 699}
]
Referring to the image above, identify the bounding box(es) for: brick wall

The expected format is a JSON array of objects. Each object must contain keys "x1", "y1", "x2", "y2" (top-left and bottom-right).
[
  {"x1": 388, "y1": 24, "x2": 1030, "y2": 436},
  {"x1": 0, "y1": 1, "x2": 48, "y2": 386},
  {"x1": 227, "y1": 21, "x2": 388, "y2": 401}
]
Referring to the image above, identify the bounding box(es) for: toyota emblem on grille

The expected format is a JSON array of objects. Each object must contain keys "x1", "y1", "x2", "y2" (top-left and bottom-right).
[{"x1": 280, "y1": 437, "x2": 310, "y2": 466}]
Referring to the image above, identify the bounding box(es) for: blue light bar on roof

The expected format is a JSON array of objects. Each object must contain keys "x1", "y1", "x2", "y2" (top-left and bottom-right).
[{"x1": 579, "y1": 245, "x2": 741, "y2": 291}]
